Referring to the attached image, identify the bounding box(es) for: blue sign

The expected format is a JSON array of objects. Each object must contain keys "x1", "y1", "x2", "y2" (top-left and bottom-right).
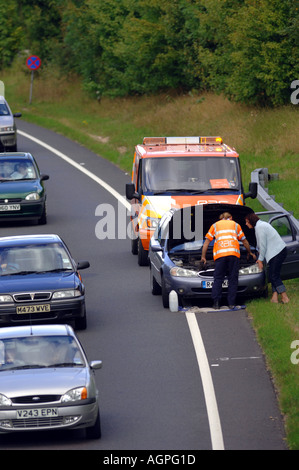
[{"x1": 26, "y1": 56, "x2": 41, "y2": 70}]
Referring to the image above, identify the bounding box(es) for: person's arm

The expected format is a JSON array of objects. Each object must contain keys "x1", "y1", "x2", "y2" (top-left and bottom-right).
[
  {"x1": 242, "y1": 238, "x2": 256, "y2": 260},
  {"x1": 201, "y1": 238, "x2": 210, "y2": 264}
]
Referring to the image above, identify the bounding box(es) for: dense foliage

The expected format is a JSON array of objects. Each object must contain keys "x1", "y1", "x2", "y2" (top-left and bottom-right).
[{"x1": 1, "y1": 0, "x2": 298, "y2": 106}]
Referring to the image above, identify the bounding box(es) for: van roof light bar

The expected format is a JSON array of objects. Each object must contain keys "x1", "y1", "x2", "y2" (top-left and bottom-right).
[{"x1": 142, "y1": 136, "x2": 223, "y2": 145}]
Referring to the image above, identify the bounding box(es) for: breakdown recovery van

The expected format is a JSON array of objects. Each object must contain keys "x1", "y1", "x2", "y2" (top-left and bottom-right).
[{"x1": 126, "y1": 136, "x2": 257, "y2": 265}]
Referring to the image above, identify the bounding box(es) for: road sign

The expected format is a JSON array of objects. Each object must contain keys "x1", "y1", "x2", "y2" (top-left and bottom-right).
[{"x1": 26, "y1": 56, "x2": 41, "y2": 70}]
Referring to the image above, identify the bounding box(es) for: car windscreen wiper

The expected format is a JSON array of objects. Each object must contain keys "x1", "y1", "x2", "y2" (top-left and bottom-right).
[{"x1": 48, "y1": 362, "x2": 83, "y2": 368}]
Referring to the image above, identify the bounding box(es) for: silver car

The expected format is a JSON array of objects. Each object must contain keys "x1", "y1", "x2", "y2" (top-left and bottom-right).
[
  {"x1": 0, "y1": 324, "x2": 102, "y2": 439},
  {"x1": 0, "y1": 96, "x2": 22, "y2": 152}
]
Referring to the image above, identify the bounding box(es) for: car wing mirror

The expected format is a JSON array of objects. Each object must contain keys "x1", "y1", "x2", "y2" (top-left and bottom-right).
[
  {"x1": 77, "y1": 261, "x2": 90, "y2": 269},
  {"x1": 13, "y1": 112, "x2": 22, "y2": 118},
  {"x1": 90, "y1": 360, "x2": 102, "y2": 370},
  {"x1": 40, "y1": 174, "x2": 49, "y2": 181}
]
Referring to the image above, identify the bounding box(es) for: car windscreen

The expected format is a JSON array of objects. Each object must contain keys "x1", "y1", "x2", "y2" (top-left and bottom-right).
[
  {"x1": 0, "y1": 103, "x2": 10, "y2": 116},
  {"x1": 142, "y1": 156, "x2": 240, "y2": 194},
  {"x1": 0, "y1": 159, "x2": 37, "y2": 180},
  {"x1": 0, "y1": 242, "x2": 73, "y2": 275},
  {"x1": 0, "y1": 335, "x2": 85, "y2": 370}
]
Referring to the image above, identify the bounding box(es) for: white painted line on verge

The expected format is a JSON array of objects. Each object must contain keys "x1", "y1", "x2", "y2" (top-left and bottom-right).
[
  {"x1": 19, "y1": 128, "x2": 224, "y2": 450},
  {"x1": 18, "y1": 130, "x2": 131, "y2": 210},
  {"x1": 186, "y1": 311, "x2": 225, "y2": 450}
]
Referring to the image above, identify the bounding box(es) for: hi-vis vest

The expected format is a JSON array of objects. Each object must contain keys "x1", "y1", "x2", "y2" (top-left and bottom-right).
[{"x1": 206, "y1": 219, "x2": 245, "y2": 260}]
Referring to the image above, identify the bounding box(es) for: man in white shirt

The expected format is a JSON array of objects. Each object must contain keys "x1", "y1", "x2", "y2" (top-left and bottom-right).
[{"x1": 245, "y1": 213, "x2": 289, "y2": 304}]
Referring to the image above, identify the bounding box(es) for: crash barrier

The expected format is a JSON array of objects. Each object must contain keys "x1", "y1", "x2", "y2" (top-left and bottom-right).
[{"x1": 251, "y1": 168, "x2": 299, "y2": 234}]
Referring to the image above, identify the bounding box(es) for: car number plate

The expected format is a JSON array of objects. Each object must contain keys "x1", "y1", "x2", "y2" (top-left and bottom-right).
[
  {"x1": 16, "y1": 304, "x2": 51, "y2": 314},
  {"x1": 16, "y1": 408, "x2": 58, "y2": 419},
  {"x1": 202, "y1": 280, "x2": 229, "y2": 288},
  {"x1": 0, "y1": 204, "x2": 20, "y2": 211}
]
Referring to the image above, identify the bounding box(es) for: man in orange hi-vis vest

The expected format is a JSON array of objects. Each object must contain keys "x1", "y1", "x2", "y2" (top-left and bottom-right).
[{"x1": 201, "y1": 212, "x2": 255, "y2": 309}]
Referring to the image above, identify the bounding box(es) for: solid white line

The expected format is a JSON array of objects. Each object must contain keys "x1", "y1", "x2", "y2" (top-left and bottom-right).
[
  {"x1": 186, "y1": 311, "x2": 225, "y2": 450},
  {"x1": 18, "y1": 130, "x2": 131, "y2": 210},
  {"x1": 19, "y1": 128, "x2": 224, "y2": 450}
]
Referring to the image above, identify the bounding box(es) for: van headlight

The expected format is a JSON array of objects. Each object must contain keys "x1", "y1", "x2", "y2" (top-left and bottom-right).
[
  {"x1": 170, "y1": 267, "x2": 199, "y2": 277},
  {"x1": 239, "y1": 264, "x2": 263, "y2": 275}
]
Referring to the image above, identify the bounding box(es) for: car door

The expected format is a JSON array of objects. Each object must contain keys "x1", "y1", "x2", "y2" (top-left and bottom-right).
[{"x1": 268, "y1": 214, "x2": 299, "y2": 280}]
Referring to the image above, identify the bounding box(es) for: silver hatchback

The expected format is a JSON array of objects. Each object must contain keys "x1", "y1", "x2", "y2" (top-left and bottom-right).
[
  {"x1": 0, "y1": 324, "x2": 102, "y2": 439},
  {"x1": 0, "y1": 96, "x2": 22, "y2": 152}
]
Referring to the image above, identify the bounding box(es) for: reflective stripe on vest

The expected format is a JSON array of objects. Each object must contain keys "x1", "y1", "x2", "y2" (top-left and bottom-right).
[{"x1": 212, "y1": 220, "x2": 242, "y2": 260}]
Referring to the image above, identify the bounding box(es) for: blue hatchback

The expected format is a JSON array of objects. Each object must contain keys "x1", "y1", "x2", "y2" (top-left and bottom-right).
[
  {"x1": 0, "y1": 152, "x2": 49, "y2": 224},
  {"x1": 0, "y1": 234, "x2": 90, "y2": 329}
]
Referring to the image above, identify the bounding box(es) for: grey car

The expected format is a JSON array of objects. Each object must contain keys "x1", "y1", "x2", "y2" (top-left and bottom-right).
[
  {"x1": 0, "y1": 324, "x2": 102, "y2": 438},
  {"x1": 149, "y1": 204, "x2": 299, "y2": 308},
  {"x1": 0, "y1": 96, "x2": 22, "y2": 152}
]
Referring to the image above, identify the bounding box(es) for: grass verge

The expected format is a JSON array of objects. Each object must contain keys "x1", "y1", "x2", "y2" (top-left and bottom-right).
[{"x1": 1, "y1": 65, "x2": 299, "y2": 449}]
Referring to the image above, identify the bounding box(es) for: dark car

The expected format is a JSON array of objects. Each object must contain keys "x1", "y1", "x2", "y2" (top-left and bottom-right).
[
  {"x1": 0, "y1": 234, "x2": 90, "y2": 329},
  {"x1": 149, "y1": 204, "x2": 299, "y2": 308},
  {"x1": 0, "y1": 96, "x2": 22, "y2": 152},
  {"x1": 0, "y1": 152, "x2": 49, "y2": 224}
]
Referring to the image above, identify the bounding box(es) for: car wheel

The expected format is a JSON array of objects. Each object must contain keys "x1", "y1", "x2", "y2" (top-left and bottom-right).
[
  {"x1": 161, "y1": 276, "x2": 169, "y2": 308},
  {"x1": 86, "y1": 408, "x2": 101, "y2": 439},
  {"x1": 137, "y1": 238, "x2": 149, "y2": 266},
  {"x1": 75, "y1": 307, "x2": 87, "y2": 330},
  {"x1": 150, "y1": 266, "x2": 162, "y2": 295},
  {"x1": 38, "y1": 203, "x2": 47, "y2": 225}
]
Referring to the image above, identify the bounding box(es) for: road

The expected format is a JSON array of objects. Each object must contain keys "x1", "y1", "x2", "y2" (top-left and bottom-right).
[{"x1": 0, "y1": 120, "x2": 287, "y2": 450}]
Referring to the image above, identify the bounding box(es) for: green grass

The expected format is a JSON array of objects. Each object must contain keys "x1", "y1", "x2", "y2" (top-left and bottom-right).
[{"x1": 1, "y1": 64, "x2": 299, "y2": 449}]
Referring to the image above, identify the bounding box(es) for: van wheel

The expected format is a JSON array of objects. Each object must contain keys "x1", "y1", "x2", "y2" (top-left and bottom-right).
[{"x1": 138, "y1": 238, "x2": 149, "y2": 266}]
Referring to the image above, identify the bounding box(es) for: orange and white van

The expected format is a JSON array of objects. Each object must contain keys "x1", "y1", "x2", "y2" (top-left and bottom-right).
[{"x1": 126, "y1": 136, "x2": 257, "y2": 265}]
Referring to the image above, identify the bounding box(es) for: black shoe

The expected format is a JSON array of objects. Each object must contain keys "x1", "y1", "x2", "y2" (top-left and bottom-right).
[{"x1": 213, "y1": 301, "x2": 220, "y2": 310}]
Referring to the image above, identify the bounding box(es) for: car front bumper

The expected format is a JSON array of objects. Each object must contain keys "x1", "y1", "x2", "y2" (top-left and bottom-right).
[
  {"x1": 0, "y1": 296, "x2": 86, "y2": 326},
  {"x1": 0, "y1": 199, "x2": 45, "y2": 222},
  {"x1": 0, "y1": 132, "x2": 17, "y2": 149},
  {"x1": 163, "y1": 271, "x2": 267, "y2": 300},
  {"x1": 0, "y1": 400, "x2": 98, "y2": 434}
]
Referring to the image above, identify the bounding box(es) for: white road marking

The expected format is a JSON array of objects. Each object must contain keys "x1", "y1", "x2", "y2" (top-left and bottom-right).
[
  {"x1": 18, "y1": 130, "x2": 131, "y2": 210},
  {"x1": 186, "y1": 311, "x2": 224, "y2": 450},
  {"x1": 18, "y1": 128, "x2": 224, "y2": 450}
]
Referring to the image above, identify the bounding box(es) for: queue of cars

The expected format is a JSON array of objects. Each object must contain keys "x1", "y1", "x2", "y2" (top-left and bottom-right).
[{"x1": 0, "y1": 104, "x2": 102, "y2": 440}]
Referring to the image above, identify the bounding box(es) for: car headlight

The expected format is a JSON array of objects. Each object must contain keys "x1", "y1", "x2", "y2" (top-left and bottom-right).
[
  {"x1": 52, "y1": 289, "x2": 81, "y2": 299},
  {"x1": 0, "y1": 394, "x2": 12, "y2": 406},
  {"x1": 0, "y1": 127, "x2": 14, "y2": 132},
  {"x1": 61, "y1": 387, "x2": 87, "y2": 403},
  {"x1": 146, "y1": 217, "x2": 159, "y2": 229},
  {"x1": 25, "y1": 192, "x2": 40, "y2": 201},
  {"x1": 170, "y1": 267, "x2": 199, "y2": 277},
  {"x1": 239, "y1": 264, "x2": 264, "y2": 275},
  {"x1": 0, "y1": 295, "x2": 13, "y2": 302}
]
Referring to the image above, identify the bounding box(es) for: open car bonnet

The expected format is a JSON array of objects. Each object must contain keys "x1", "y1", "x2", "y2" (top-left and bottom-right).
[{"x1": 167, "y1": 203, "x2": 256, "y2": 251}]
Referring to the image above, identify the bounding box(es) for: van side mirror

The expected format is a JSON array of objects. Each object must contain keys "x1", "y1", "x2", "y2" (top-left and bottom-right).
[
  {"x1": 244, "y1": 182, "x2": 257, "y2": 199},
  {"x1": 126, "y1": 183, "x2": 140, "y2": 200}
]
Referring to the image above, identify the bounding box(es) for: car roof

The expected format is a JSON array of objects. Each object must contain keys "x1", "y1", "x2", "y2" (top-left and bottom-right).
[
  {"x1": 0, "y1": 152, "x2": 34, "y2": 160},
  {"x1": 0, "y1": 234, "x2": 62, "y2": 247},
  {"x1": 0, "y1": 324, "x2": 75, "y2": 340}
]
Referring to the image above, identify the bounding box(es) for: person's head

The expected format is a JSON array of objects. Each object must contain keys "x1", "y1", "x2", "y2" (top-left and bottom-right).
[
  {"x1": 219, "y1": 212, "x2": 232, "y2": 220},
  {"x1": 245, "y1": 213, "x2": 260, "y2": 229}
]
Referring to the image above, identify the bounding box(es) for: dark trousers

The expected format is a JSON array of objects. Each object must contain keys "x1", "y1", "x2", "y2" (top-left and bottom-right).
[
  {"x1": 212, "y1": 255, "x2": 239, "y2": 305},
  {"x1": 268, "y1": 247, "x2": 287, "y2": 293}
]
